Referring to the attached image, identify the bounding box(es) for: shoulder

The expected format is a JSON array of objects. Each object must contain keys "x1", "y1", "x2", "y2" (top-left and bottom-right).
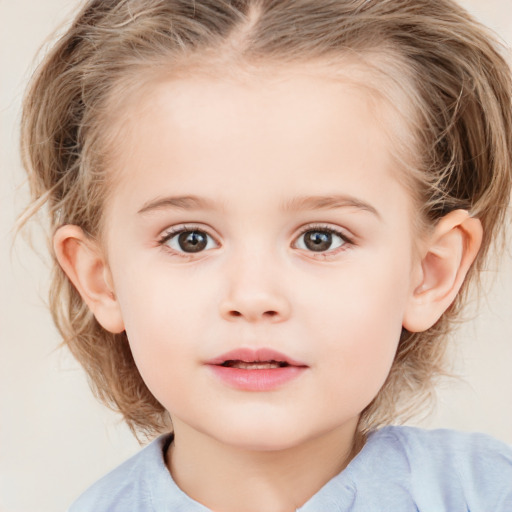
[
  {"x1": 67, "y1": 434, "x2": 176, "y2": 512},
  {"x1": 367, "y1": 426, "x2": 512, "y2": 510},
  {"x1": 375, "y1": 425, "x2": 512, "y2": 469}
]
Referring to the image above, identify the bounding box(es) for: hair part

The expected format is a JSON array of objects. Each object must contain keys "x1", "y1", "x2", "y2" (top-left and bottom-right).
[{"x1": 20, "y1": 0, "x2": 512, "y2": 439}]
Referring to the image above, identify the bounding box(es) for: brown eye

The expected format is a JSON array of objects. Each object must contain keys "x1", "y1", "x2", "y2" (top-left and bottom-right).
[
  {"x1": 177, "y1": 231, "x2": 208, "y2": 252},
  {"x1": 303, "y1": 231, "x2": 332, "y2": 251},
  {"x1": 295, "y1": 229, "x2": 346, "y2": 253},
  {"x1": 162, "y1": 229, "x2": 217, "y2": 253}
]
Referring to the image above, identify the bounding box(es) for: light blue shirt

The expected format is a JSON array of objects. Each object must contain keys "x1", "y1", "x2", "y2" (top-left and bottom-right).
[{"x1": 68, "y1": 426, "x2": 512, "y2": 511}]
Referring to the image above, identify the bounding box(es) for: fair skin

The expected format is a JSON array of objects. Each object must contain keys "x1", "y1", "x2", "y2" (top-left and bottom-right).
[{"x1": 54, "y1": 65, "x2": 482, "y2": 512}]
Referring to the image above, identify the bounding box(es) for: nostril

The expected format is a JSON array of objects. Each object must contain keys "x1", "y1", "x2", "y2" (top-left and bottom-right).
[{"x1": 227, "y1": 309, "x2": 279, "y2": 319}]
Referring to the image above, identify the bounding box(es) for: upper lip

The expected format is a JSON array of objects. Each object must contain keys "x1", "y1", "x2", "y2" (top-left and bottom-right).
[{"x1": 206, "y1": 347, "x2": 308, "y2": 367}]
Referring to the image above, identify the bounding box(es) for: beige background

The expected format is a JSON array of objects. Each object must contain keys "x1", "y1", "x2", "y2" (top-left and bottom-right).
[{"x1": 1, "y1": 1, "x2": 511, "y2": 511}]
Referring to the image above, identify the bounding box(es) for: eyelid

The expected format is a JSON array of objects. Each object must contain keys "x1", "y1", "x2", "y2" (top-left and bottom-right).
[
  {"x1": 292, "y1": 223, "x2": 355, "y2": 254},
  {"x1": 158, "y1": 224, "x2": 220, "y2": 255},
  {"x1": 295, "y1": 223, "x2": 354, "y2": 241},
  {"x1": 156, "y1": 222, "x2": 355, "y2": 258}
]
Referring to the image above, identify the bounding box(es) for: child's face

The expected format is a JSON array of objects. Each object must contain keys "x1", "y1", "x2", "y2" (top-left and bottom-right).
[{"x1": 102, "y1": 67, "x2": 421, "y2": 450}]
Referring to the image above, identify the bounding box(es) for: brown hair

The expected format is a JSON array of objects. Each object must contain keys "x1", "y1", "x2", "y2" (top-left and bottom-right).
[{"x1": 20, "y1": 0, "x2": 512, "y2": 439}]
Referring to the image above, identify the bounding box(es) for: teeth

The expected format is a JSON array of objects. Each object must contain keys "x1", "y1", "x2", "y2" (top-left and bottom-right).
[
  {"x1": 222, "y1": 360, "x2": 288, "y2": 369},
  {"x1": 233, "y1": 362, "x2": 281, "y2": 370}
]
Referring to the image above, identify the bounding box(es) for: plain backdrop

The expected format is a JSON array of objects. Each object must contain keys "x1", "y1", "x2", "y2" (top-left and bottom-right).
[{"x1": 1, "y1": 1, "x2": 511, "y2": 511}]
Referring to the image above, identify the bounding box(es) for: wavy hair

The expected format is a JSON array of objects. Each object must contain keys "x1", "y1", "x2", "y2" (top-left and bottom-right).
[{"x1": 20, "y1": 0, "x2": 512, "y2": 439}]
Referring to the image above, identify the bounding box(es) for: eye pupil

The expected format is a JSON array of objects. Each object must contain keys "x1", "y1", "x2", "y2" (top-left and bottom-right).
[
  {"x1": 304, "y1": 231, "x2": 332, "y2": 252},
  {"x1": 178, "y1": 231, "x2": 208, "y2": 252}
]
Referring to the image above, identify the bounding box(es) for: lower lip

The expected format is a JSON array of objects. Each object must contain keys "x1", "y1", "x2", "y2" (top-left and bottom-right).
[{"x1": 207, "y1": 365, "x2": 307, "y2": 391}]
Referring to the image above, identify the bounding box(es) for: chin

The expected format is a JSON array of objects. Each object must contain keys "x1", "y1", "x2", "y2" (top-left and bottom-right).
[{"x1": 210, "y1": 420, "x2": 311, "y2": 453}]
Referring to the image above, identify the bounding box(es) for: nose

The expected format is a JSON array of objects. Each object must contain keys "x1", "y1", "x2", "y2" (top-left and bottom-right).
[{"x1": 219, "y1": 252, "x2": 292, "y2": 323}]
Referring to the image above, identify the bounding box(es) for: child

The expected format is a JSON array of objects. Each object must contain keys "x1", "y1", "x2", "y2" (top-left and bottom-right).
[{"x1": 20, "y1": 0, "x2": 512, "y2": 510}]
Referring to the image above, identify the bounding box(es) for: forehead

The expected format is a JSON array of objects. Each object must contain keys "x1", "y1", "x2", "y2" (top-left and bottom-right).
[
  {"x1": 102, "y1": 62, "x2": 420, "y2": 232},
  {"x1": 139, "y1": 71, "x2": 379, "y2": 166},
  {"x1": 110, "y1": 61, "x2": 415, "y2": 171},
  {"x1": 106, "y1": 58, "x2": 417, "y2": 156}
]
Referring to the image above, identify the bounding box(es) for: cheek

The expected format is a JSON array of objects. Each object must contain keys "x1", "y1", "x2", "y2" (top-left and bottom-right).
[
  {"x1": 110, "y1": 264, "x2": 217, "y2": 395},
  {"x1": 113, "y1": 254, "x2": 212, "y2": 334},
  {"x1": 309, "y1": 248, "x2": 411, "y2": 330},
  {"x1": 116, "y1": 292, "x2": 192, "y2": 407},
  {"x1": 306, "y1": 253, "x2": 411, "y2": 393}
]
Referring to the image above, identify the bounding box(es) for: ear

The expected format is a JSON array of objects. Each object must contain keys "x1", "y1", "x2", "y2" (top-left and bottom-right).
[
  {"x1": 403, "y1": 210, "x2": 483, "y2": 333},
  {"x1": 53, "y1": 225, "x2": 125, "y2": 333}
]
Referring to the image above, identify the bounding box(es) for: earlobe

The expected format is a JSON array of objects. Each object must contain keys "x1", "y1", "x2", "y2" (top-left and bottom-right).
[
  {"x1": 53, "y1": 225, "x2": 125, "y2": 334},
  {"x1": 403, "y1": 210, "x2": 483, "y2": 333}
]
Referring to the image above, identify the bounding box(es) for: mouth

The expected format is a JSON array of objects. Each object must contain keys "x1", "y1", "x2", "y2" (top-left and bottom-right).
[
  {"x1": 206, "y1": 347, "x2": 308, "y2": 391},
  {"x1": 206, "y1": 347, "x2": 307, "y2": 368},
  {"x1": 220, "y1": 360, "x2": 290, "y2": 369}
]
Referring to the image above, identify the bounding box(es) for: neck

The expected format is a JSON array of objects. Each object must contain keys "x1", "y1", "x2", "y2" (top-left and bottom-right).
[{"x1": 166, "y1": 419, "x2": 363, "y2": 512}]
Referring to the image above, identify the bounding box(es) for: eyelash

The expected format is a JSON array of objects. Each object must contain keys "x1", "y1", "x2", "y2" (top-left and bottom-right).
[
  {"x1": 158, "y1": 224, "x2": 219, "y2": 257},
  {"x1": 294, "y1": 224, "x2": 353, "y2": 257},
  {"x1": 157, "y1": 224, "x2": 354, "y2": 258}
]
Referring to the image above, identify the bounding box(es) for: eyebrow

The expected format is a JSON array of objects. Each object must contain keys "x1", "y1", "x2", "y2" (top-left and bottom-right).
[
  {"x1": 137, "y1": 193, "x2": 380, "y2": 219},
  {"x1": 282, "y1": 194, "x2": 381, "y2": 219},
  {"x1": 137, "y1": 195, "x2": 218, "y2": 215}
]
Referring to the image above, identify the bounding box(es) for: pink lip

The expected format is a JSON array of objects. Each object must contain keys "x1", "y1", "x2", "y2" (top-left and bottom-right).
[
  {"x1": 206, "y1": 347, "x2": 307, "y2": 367},
  {"x1": 205, "y1": 347, "x2": 308, "y2": 392}
]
